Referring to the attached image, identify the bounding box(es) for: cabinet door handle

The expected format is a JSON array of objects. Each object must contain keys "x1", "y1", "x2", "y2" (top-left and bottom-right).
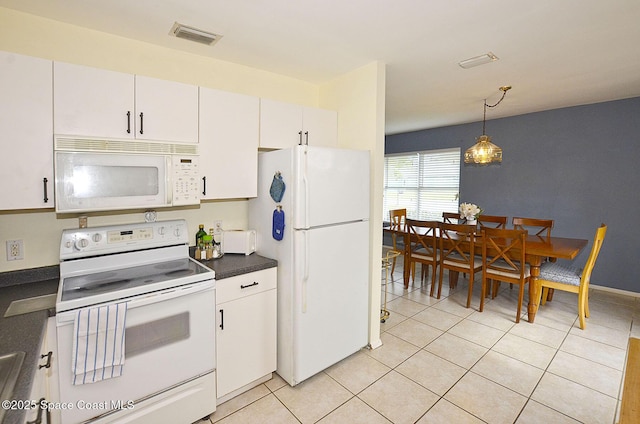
[
  {"x1": 139, "y1": 112, "x2": 144, "y2": 135},
  {"x1": 39, "y1": 351, "x2": 52, "y2": 369},
  {"x1": 219, "y1": 309, "x2": 224, "y2": 330},
  {"x1": 25, "y1": 397, "x2": 47, "y2": 424},
  {"x1": 298, "y1": 131, "x2": 303, "y2": 145},
  {"x1": 305, "y1": 131, "x2": 309, "y2": 145},
  {"x1": 202, "y1": 176, "x2": 207, "y2": 196},
  {"x1": 126, "y1": 111, "x2": 131, "y2": 134},
  {"x1": 240, "y1": 282, "x2": 259, "y2": 289},
  {"x1": 42, "y1": 178, "x2": 48, "y2": 203}
]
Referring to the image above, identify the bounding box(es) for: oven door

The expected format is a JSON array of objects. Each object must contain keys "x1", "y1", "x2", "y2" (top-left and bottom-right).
[
  {"x1": 54, "y1": 151, "x2": 171, "y2": 213},
  {"x1": 55, "y1": 280, "x2": 216, "y2": 424}
]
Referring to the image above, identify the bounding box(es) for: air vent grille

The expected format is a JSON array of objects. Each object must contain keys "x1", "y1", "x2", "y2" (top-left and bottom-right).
[
  {"x1": 54, "y1": 136, "x2": 198, "y2": 155},
  {"x1": 170, "y1": 22, "x2": 222, "y2": 46}
]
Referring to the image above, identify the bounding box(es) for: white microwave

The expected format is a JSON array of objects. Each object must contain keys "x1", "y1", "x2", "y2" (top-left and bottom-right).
[{"x1": 54, "y1": 136, "x2": 201, "y2": 213}]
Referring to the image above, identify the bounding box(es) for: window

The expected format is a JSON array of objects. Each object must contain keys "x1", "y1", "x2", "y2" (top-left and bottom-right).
[{"x1": 383, "y1": 148, "x2": 460, "y2": 221}]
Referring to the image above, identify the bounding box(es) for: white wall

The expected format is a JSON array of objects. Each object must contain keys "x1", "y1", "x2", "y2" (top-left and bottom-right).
[{"x1": 321, "y1": 62, "x2": 386, "y2": 347}]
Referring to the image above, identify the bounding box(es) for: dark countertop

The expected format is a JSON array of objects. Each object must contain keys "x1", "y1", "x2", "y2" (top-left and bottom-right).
[
  {"x1": 0, "y1": 255, "x2": 276, "y2": 424},
  {"x1": 191, "y1": 250, "x2": 277, "y2": 279},
  {"x1": 0, "y1": 273, "x2": 58, "y2": 424}
]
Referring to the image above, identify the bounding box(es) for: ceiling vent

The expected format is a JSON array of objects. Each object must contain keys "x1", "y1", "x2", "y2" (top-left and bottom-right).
[
  {"x1": 169, "y1": 22, "x2": 222, "y2": 46},
  {"x1": 458, "y1": 52, "x2": 499, "y2": 69}
]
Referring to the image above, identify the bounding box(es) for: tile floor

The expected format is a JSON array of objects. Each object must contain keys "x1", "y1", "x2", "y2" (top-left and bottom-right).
[{"x1": 196, "y1": 262, "x2": 640, "y2": 424}]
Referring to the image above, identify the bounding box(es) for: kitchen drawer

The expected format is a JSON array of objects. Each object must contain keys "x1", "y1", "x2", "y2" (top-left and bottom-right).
[{"x1": 216, "y1": 268, "x2": 276, "y2": 304}]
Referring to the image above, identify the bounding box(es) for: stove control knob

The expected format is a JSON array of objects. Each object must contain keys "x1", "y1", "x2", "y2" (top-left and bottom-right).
[
  {"x1": 75, "y1": 238, "x2": 90, "y2": 250},
  {"x1": 174, "y1": 227, "x2": 181, "y2": 237},
  {"x1": 92, "y1": 233, "x2": 102, "y2": 243},
  {"x1": 64, "y1": 240, "x2": 73, "y2": 249},
  {"x1": 157, "y1": 226, "x2": 166, "y2": 236}
]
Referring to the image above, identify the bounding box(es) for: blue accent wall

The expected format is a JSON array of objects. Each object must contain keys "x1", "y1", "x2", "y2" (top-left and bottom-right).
[{"x1": 386, "y1": 96, "x2": 640, "y2": 293}]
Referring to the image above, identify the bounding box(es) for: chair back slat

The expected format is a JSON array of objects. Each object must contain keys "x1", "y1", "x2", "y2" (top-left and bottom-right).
[
  {"x1": 581, "y1": 224, "x2": 607, "y2": 284},
  {"x1": 512, "y1": 217, "x2": 554, "y2": 238},
  {"x1": 439, "y1": 223, "x2": 476, "y2": 267},
  {"x1": 478, "y1": 214, "x2": 508, "y2": 230},
  {"x1": 390, "y1": 208, "x2": 407, "y2": 231},
  {"x1": 482, "y1": 228, "x2": 528, "y2": 279},
  {"x1": 406, "y1": 219, "x2": 439, "y2": 257},
  {"x1": 442, "y1": 212, "x2": 461, "y2": 224}
]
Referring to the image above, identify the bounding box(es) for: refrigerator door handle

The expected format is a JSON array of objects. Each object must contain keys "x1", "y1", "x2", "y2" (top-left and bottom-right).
[
  {"x1": 302, "y1": 230, "x2": 310, "y2": 313},
  {"x1": 303, "y1": 174, "x2": 310, "y2": 228}
]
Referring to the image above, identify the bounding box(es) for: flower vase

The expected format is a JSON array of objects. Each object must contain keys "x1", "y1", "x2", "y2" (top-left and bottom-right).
[{"x1": 466, "y1": 219, "x2": 477, "y2": 226}]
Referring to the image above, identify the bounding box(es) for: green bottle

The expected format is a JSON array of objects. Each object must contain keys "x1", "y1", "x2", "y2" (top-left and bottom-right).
[{"x1": 195, "y1": 224, "x2": 207, "y2": 246}]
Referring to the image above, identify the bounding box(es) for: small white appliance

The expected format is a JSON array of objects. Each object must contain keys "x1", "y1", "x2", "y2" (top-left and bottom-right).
[
  {"x1": 54, "y1": 135, "x2": 201, "y2": 213},
  {"x1": 249, "y1": 145, "x2": 370, "y2": 386},
  {"x1": 55, "y1": 219, "x2": 216, "y2": 424},
  {"x1": 223, "y1": 230, "x2": 256, "y2": 255}
]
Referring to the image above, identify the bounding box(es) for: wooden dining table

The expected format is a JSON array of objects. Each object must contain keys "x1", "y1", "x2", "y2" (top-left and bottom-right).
[{"x1": 384, "y1": 225, "x2": 588, "y2": 324}]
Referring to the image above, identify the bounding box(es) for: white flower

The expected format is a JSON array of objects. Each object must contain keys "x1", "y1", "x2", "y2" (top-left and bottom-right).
[{"x1": 459, "y1": 203, "x2": 482, "y2": 220}]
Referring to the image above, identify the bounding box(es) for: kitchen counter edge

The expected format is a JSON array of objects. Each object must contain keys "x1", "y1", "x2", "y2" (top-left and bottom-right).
[{"x1": 190, "y1": 250, "x2": 277, "y2": 280}]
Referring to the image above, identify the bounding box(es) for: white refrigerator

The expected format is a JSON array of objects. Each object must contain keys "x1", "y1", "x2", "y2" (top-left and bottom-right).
[{"x1": 249, "y1": 145, "x2": 370, "y2": 386}]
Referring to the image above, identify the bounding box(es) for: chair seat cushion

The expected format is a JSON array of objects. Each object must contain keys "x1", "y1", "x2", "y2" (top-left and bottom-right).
[
  {"x1": 443, "y1": 253, "x2": 482, "y2": 269},
  {"x1": 486, "y1": 259, "x2": 530, "y2": 279},
  {"x1": 411, "y1": 248, "x2": 438, "y2": 261},
  {"x1": 539, "y1": 262, "x2": 582, "y2": 286}
]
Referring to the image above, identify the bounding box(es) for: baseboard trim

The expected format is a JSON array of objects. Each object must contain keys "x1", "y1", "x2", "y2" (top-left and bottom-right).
[
  {"x1": 590, "y1": 284, "x2": 640, "y2": 298},
  {"x1": 368, "y1": 338, "x2": 383, "y2": 350}
]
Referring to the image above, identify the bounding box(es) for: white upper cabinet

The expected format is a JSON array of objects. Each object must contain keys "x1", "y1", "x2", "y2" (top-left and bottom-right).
[
  {"x1": 199, "y1": 88, "x2": 259, "y2": 199},
  {"x1": 54, "y1": 62, "x2": 134, "y2": 139},
  {"x1": 302, "y1": 105, "x2": 338, "y2": 148},
  {"x1": 0, "y1": 51, "x2": 53, "y2": 210},
  {"x1": 54, "y1": 62, "x2": 198, "y2": 143},
  {"x1": 135, "y1": 75, "x2": 198, "y2": 144},
  {"x1": 259, "y1": 98, "x2": 337, "y2": 149}
]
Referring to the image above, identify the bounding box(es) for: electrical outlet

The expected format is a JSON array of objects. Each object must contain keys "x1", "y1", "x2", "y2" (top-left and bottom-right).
[
  {"x1": 214, "y1": 220, "x2": 223, "y2": 236},
  {"x1": 6, "y1": 240, "x2": 24, "y2": 261}
]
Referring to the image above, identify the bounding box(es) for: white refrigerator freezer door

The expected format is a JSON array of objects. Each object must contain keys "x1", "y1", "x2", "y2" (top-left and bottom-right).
[
  {"x1": 293, "y1": 146, "x2": 370, "y2": 229},
  {"x1": 291, "y1": 220, "x2": 369, "y2": 385}
]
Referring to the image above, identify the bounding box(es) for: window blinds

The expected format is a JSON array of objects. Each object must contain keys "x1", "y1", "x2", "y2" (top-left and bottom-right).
[{"x1": 383, "y1": 148, "x2": 460, "y2": 221}]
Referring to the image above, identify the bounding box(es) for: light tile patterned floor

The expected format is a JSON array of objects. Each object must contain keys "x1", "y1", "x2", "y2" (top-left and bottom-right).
[{"x1": 196, "y1": 263, "x2": 640, "y2": 424}]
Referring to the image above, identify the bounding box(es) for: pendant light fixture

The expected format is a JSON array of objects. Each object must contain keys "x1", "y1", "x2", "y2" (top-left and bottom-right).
[{"x1": 464, "y1": 86, "x2": 512, "y2": 165}]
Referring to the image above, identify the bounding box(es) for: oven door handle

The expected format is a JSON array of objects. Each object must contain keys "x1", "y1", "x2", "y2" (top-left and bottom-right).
[{"x1": 126, "y1": 281, "x2": 215, "y2": 309}]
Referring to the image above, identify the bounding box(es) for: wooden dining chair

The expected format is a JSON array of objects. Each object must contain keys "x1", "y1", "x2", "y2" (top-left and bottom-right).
[
  {"x1": 513, "y1": 217, "x2": 556, "y2": 275},
  {"x1": 442, "y1": 212, "x2": 461, "y2": 224},
  {"x1": 474, "y1": 215, "x2": 508, "y2": 295},
  {"x1": 480, "y1": 228, "x2": 530, "y2": 323},
  {"x1": 512, "y1": 217, "x2": 554, "y2": 238},
  {"x1": 389, "y1": 208, "x2": 407, "y2": 275},
  {"x1": 477, "y1": 215, "x2": 508, "y2": 230},
  {"x1": 538, "y1": 224, "x2": 607, "y2": 329},
  {"x1": 406, "y1": 219, "x2": 439, "y2": 290},
  {"x1": 437, "y1": 223, "x2": 482, "y2": 305}
]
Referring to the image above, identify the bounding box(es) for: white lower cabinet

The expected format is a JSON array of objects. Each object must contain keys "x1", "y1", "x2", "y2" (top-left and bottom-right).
[
  {"x1": 27, "y1": 317, "x2": 58, "y2": 424},
  {"x1": 215, "y1": 268, "x2": 277, "y2": 401}
]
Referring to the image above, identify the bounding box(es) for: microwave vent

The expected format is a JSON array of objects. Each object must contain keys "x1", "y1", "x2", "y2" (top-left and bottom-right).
[{"x1": 54, "y1": 136, "x2": 198, "y2": 155}]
